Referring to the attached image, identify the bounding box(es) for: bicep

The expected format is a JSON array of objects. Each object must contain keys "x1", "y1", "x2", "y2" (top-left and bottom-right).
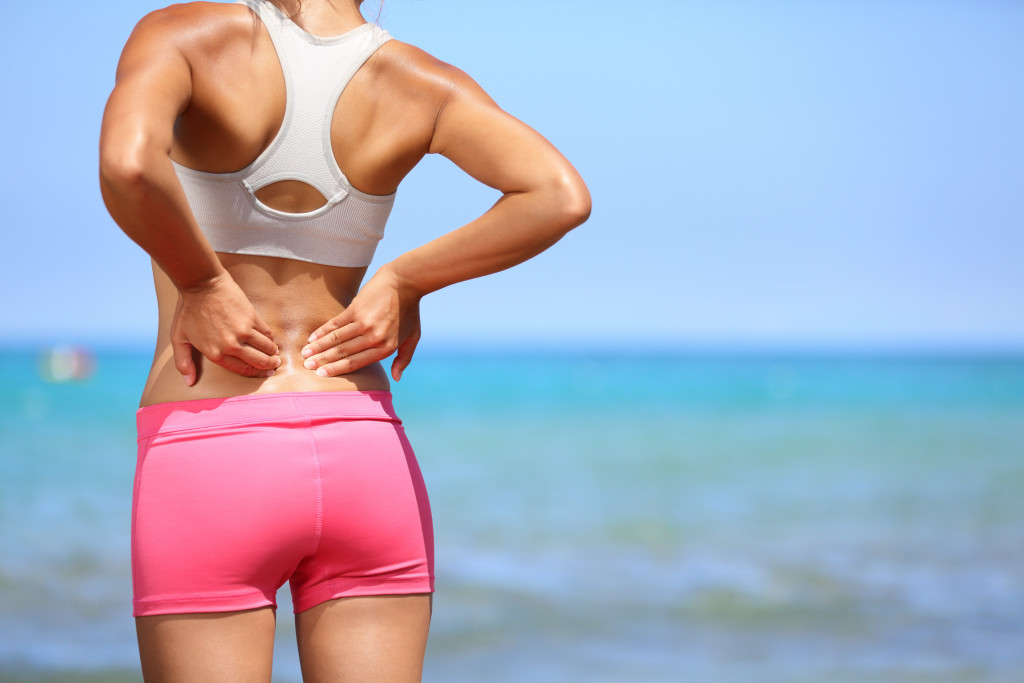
[{"x1": 428, "y1": 69, "x2": 579, "y2": 194}]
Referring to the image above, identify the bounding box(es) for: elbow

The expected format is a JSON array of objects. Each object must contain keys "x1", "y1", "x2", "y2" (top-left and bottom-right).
[
  {"x1": 99, "y1": 141, "x2": 149, "y2": 194},
  {"x1": 564, "y1": 181, "x2": 592, "y2": 229},
  {"x1": 548, "y1": 172, "x2": 592, "y2": 234},
  {"x1": 98, "y1": 127, "x2": 164, "y2": 197}
]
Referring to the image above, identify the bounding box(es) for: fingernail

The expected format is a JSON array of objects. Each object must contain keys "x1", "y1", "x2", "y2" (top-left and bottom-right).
[
  {"x1": 308, "y1": 333, "x2": 318, "y2": 342},
  {"x1": 275, "y1": 358, "x2": 282, "y2": 368},
  {"x1": 263, "y1": 370, "x2": 275, "y2": 377},
  {"x1": 301, "y1": 347, "x2": 312, "y2": 359},
  {"x1": 304, "y1": 359, "x2": 317, "y2": 370},
  {"x1": 316, "y1": 367, "x2": 328, "y2": 377}
]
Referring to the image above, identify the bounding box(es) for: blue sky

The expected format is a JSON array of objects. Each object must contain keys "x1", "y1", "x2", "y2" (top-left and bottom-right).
[{"x1": 1, "y1": 0, "x2": 1021, "y2": 351}]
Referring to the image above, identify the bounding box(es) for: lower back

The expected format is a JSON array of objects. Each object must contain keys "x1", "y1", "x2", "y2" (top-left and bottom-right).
[{"x1": 140, "y1": 254, "x2": 390, "y2": 407}]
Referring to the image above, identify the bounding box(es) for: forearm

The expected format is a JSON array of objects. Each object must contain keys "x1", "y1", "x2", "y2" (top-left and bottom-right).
[
  {"x1": 386, "y1": 177, "x2": 590, "y2": 297},
  {"x1": 100, "y1": 144, "x2": 225, "y2": 291},
  {"x1": 300, "y1": 177, "x2": 589, "y2": 379}
]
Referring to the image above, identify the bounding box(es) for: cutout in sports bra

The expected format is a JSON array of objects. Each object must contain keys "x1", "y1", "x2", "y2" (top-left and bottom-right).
[{"x1": 172, "y1": 0, "x2": 396, "y2": 268}]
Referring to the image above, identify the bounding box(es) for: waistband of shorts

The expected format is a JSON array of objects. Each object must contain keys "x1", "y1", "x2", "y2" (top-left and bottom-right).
[{"x1": 136, "y1": 391, "x2": 398, "y2": 439}]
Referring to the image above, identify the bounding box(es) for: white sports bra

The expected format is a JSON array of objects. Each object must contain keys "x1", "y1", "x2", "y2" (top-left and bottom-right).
[{"x1": 172, "y1": 0, "x2": 396, "y2": 268}]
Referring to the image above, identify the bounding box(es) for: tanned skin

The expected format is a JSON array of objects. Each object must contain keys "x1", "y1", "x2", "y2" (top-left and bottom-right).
[{"x1": 100, "y1": 1, "x2": 589, "y2": 680}]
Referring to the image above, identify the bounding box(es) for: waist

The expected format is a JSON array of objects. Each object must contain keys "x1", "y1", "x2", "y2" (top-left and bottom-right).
[
  {"x1": 137, "y1": 390, "x2": 399, "y2": 439},
  {"x1": 146, "y1": 253, "x2": 388, "y2": 406},
  {"x1": 139, "y1": 350, "x2": 391, "y2": 407}
]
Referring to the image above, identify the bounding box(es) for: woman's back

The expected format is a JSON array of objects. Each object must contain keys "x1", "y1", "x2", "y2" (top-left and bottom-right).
[
  {"x1": 131, "y1": 1, "x2": 454, "y2": 405},
  {"x1": 102, "y1": 0, "x2": 588, "y2": 405}
]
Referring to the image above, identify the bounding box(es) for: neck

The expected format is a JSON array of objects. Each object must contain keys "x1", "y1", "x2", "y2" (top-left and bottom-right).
[{"x1": 268, "y1": 0, "x2": 366, "y2": 34}]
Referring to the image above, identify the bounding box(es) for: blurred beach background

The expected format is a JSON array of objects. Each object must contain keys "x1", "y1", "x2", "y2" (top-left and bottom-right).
[{"x1": 2, "y1": 1, "x2": 1023, "y2": 681}]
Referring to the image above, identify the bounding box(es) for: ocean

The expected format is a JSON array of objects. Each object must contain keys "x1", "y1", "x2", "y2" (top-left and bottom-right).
[{"x1": 1, "y1": 348, "x2": 1022, "y2": 682}]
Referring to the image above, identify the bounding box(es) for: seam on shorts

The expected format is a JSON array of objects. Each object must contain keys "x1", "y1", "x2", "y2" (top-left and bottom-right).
[
  {"x1": 133, "y1": 587, "x2": 272, "y2": 611},
  {"x1": 138, "y1": 413, "x2": 399, "y2": 440},
  {"x1": 136, "y1": 391, "x2": 396, "y2": 439},
  {"x1": 136, "y1": 416, "x2": 301, "y2": 440},
  {"x1": 293, "y1": 574, "x2": 436, "y2": 612},
  {"x1": 138, "y1": 390, "x2": 392, "y2": 412},
  {"x1": 137, "y1": 587, "x2": 268, "y2": 603},
  {"x1": 295, "y1": 395, "x2": 334, "y2": 598},
  {"x1": 327, "y1": 574, "x2": 435, "y2": 594}
]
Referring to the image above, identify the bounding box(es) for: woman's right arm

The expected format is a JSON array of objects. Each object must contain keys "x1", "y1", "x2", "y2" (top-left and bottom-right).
[
  {"x1": 99, "y1": 10, "x2": 280, "y2": 385},
  {"x1": 301, "y1": 54, "x2": 591, "y2": 380}
]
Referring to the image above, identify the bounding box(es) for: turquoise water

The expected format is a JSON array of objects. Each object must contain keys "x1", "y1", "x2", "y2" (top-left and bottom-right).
[{"x1": 1, "y1": 349, "x2": 1022, "y2": 682}]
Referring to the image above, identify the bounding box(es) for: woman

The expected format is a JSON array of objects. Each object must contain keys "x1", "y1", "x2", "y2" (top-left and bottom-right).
[{"x1": 99, "y1": 0, "x2": 589, "y2": 680}]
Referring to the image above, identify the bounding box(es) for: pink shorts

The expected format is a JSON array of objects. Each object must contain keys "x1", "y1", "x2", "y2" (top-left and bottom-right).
[{"x1": 132, "y1": 391, "x2": 433, "y2": 617}]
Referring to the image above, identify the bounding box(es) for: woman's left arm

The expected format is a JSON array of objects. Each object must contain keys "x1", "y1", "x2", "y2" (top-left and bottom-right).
[{"x1": 303, "y1": 60, "x2": 591, "y2": 379}]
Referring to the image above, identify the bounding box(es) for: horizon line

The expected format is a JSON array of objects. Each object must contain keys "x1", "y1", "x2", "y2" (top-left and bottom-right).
[{"x1": 3, "y1": 337, "x2": 1023, "y2": 359}]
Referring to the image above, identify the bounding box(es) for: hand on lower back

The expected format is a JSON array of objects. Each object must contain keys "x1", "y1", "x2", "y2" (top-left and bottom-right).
[
  {"x1": 170, "y1": 273, "x2": 281, "y2": 386},
  {"x1": 301, "y1": 266, "x2": 422, "y2": 381}
]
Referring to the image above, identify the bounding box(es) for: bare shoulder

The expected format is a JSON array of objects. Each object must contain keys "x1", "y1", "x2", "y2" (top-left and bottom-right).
[
  {"x1": 133, "y1": 1, "x2": 250, "y2": 30},
  {"x1": 123, "y1": 1, "x2": 253, "y2": 58},
  {"x1": 371, "y1": 39, "x2": 495, "y2": 111}
]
